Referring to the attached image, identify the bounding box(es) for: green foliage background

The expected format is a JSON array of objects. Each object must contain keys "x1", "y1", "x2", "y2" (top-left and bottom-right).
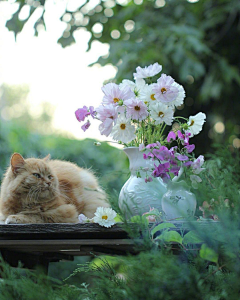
[
  {"x1": 4, "y1": 0, "x2": 240, "y2": 154},
  {"x1": 1, "y1": 1, "x2": 240, "y2": 299}
]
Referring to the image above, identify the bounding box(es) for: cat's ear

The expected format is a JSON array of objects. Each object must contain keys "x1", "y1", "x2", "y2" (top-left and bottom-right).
[
  {"x1": 43, "y1": 154, "x2": 51, "y2": 161},
  {"x1": 11, "y1": 153, "x2": 25, "y2": 174}
]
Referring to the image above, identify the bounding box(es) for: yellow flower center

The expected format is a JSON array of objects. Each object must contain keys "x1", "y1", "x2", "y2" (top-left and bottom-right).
[
  {"x1": 190, "y1": 120, "x2": 194, "y2": 126},
  {"x1": 120, "y1": 123, "x2": 126, "y2": 130},
  {"x1": 102, "y1": 215, "x2": 108, "y2": 220},
  {"x1": 158, "y1": 111, "x2": 164, "y2": 117},
  {"x1": 150, "y1": 94, "x2": 156, "y2": 100},
  {"x1": 114, "y1": 97, "x2": 120, "y2": 103},
  {"x1": 134, "y1": 105, "x2": 140, "y2": 111},
  {"x1": 161, "y1": 87, "x2": 167, "y2": 94}
]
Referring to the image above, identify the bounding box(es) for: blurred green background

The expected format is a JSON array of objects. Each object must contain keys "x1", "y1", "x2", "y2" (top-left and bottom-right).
[
  {"x1": 0, "y1": 0, "x2": 240, "y2": 288},
  {"x1": 1, "y1": 0, "x2": 240, "y2": 165}
]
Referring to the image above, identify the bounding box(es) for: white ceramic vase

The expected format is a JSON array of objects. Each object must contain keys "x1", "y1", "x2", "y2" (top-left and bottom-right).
[
  {"x1": 118, "y1": 147, "x2": 167, "y2": 219},
  {"x1": 161, "y1": 180, "x2": 197, "y2": 221}
]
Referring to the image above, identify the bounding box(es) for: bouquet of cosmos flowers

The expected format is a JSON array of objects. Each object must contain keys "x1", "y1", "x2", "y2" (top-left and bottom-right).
[{"x1": 75, "y1": 62, "x2": 206, "y2": 187}]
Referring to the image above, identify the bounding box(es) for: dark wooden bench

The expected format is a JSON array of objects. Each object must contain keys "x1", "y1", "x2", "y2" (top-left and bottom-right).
[
  {"x1": 0, "y1": 220, "x2": 218, "y2": 274},
  {"x1": 0, "y1": 223, "x2": 135, "y2": 273}
]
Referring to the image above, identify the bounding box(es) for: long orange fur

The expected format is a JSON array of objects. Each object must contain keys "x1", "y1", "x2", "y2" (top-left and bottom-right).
[{"x1": 0, "y1": 153, "x2": 109, "y2": 224}]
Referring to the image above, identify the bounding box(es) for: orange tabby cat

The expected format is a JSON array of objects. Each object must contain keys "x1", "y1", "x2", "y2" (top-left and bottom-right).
[{"x1": 0, "y1": 153, "x2": 109, "y2": 224}]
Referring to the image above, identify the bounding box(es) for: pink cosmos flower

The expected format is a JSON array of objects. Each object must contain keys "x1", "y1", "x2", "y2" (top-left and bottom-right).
[
  {"x1": 125, "y1": 98, "x2": 149, "y2": 121},
  {"x1": 81, "y1": 120, "x2": 91, "y2": 132},
  {"x1": 102, "y1": 83, "x2": 135, "y2": 106},
  {"x1": 152, "y1": 74, "x2": 179, "y2": 104},
  {"x1": 96, "y1": 104, "x2": 118, "y2": 122},
  {"x1": 95, "y1": 104, "x2": 118, "y2": 137},
  {"x1": 99, "y1": 118, "x2": 114, "y2": 136},
  {"x1": 133, "y1": 62, "x2": 162, "y2": 80}
]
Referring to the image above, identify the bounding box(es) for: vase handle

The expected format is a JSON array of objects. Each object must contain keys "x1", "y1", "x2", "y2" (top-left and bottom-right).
[{"x1": 172, "y1": 166, "x2": 184, "y2": 182}]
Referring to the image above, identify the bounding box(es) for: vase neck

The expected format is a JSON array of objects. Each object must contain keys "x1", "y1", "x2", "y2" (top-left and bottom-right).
[{"x1": 123, "y1": 147, "x2": 153, "y2": 174}]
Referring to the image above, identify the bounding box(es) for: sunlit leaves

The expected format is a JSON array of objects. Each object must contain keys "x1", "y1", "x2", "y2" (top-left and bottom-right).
[{"x1": 200, "y1": 243, "x2": 218, "y2": 263}]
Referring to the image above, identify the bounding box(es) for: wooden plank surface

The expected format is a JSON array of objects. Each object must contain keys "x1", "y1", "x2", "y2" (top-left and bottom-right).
[{"x1": 0, "y1": 223, "x2": 129, "y2": 240}]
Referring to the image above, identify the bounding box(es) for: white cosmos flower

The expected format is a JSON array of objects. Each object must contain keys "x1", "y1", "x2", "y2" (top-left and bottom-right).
[
  {"x1": 138, "y1": 84, "x2": 157, "y2": 106},
  {"x1": 111, "y1": 115, "x2": 136, "y2": 143},
  {"x1": 93, "y1": 207, "x2": 117, "y2": 228},
  {"x1": 169, "y1": 82, "x2": 186, "y2": 108},
  {"x1": 134, "y1": 62, "x2": 162, "y2": 80},
  {"x1": 187, "y1": 112, "x2": 206, "y2": 136},
  {"x1": 150, "y1": 102, "x2": 174, "y2": 126},
  {"x1": 119, "y1": 79, "x2": 146, "y2": 97}
]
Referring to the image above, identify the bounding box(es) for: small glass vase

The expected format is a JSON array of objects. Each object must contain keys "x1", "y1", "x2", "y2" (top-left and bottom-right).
[
  {"x1": 118, "y1": 147, "x2": 167, "y2": 219},
  {"x1": 161, "y1": 180, "x2": 197, "y2": 221}
]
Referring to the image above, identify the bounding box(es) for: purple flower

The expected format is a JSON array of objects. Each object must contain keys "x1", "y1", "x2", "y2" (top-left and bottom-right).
[
  {"x1": 177, "y1": 130, "x2": 184, "y2": 140},
  {"x1": 152, "y1": 148, "x2": 170, "y2": 161},
  {"x1": 170, "y1": 165, "x2": 181, "y2": 176},
  {"x1": 75, "y1": 106, "x2": 96, "y2": 123},
  {"x1": 191, "y1": 155, "x2": 205, "y2": 174},
  {"x1": 185, "y1": 144, "x2": 195, "y2": 153},
  {"x1": 143, "y1": 152, "x2": 154, "y2": 159},
  {"x1": 152, "y1": 74, "x2": 179, "y2": 104},
  {"x1": 167, "y1": 131, "x2": 176, "y2": 143},
  {"x1": 89, "y1": 106, "x2": 96, "y2": 118},
  {"x1": 169, "y1": 146, "x2": 177, "y2": 155},
  {"x1": 75, "y1": 106, "x2": 90, "y2": 122},
  {"x1": 152, "y1": 162, "x2": 170, "y2": 178},
  {"x1": 183, "y1": 161, "x2": 193, "y2": 167},
  {"x1": 176, "y1": 154, "x2": 189, "y2": 161},
  {"x1": 177, "y1": 130, "x2": 191, "y2": 146},
  {"x1": 125, "y1": 98, "x2": 149, "y2": 121},
  {"x1": 81, "y1": 120, "x2": 91, "y2": 132},
  {"x1": 145, "y1": 176, "x2": 153, "y2": 183},
  {"x1": 146, "y1": 142, "x2": 161, "y2": 149}
]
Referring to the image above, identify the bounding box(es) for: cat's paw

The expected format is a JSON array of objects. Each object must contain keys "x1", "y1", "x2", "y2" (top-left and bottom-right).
[{"x1": 5, "y1": 215, "x2": 21, "y2": 224}]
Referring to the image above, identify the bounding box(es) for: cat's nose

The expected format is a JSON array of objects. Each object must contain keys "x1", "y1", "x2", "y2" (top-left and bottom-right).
[{"x1": 46, "y1": 181, "x2": 51, "y2": 186}]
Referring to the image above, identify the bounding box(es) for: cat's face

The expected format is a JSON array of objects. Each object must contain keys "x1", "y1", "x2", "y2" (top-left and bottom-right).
[{"x1": 10, "y1": 153, "x2": 59, "y2": 202}]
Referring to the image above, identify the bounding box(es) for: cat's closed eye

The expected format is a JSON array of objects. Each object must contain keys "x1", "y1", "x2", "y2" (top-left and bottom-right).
[{"x1": 32, "y1": 173, "x2": 41, "y2": 178}]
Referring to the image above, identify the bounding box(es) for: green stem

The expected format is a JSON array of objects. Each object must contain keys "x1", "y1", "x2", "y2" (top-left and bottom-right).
[{"x1": 174, "y1": 116, "x2": 189, "y2": 121}]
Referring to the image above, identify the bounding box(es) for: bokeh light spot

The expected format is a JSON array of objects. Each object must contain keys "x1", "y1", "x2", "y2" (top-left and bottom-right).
[
  {"x1": 233, "y1": 138, "x2": 240, "y2": 148},
  {"x1": 104, "y1": 8, "x2": 114, "y2": 17},
  {"x1": 155, "y1": 0, "x2": 165, "y2": 8},
  {"x1": 214, "y1": 122, "x2": 225, "y2": 134},
  {"x1": 111, "y1": 30, "x2": 120, "y2": 39},
  {"x1": 124, "y1": 20, "x2": 135, "y2": 33},
  {"x1": 92, "y1": 22, "x2": 103, "y2": 34}
]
